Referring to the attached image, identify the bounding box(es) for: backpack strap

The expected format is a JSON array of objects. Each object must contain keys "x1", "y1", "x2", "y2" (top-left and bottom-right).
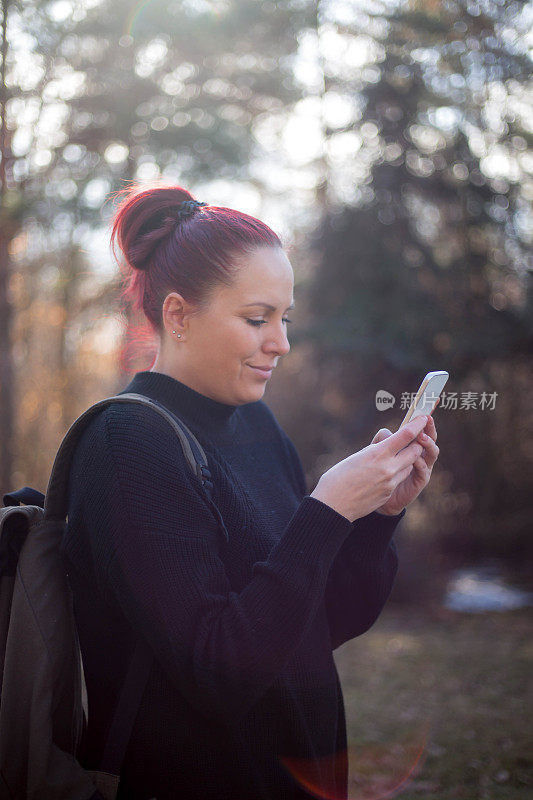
[
  {"x1": 97, "y1": 637, "x2": 153, "y2": 778},
  {"x1": 43, "y1": 393, "x2": 218, "y2": 527}
]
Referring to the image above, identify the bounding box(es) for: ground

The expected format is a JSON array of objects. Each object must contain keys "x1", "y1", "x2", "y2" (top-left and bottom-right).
[{"x1": 333, "y1": 605, "x2": 532, "y2": 800}]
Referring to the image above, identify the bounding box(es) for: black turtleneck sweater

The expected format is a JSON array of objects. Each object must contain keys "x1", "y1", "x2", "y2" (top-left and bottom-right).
[{"x1": 61, "y1": 370, "x2": 405, "y2": 800}]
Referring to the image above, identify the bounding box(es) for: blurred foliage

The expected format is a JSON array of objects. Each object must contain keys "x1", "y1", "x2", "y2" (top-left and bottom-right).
[
  {"x1": 307, "y1": 0, "x2": 532, "y2": 371},
  {"x1": 11, "y1": 0, "x2": 313, "y2": 225}
]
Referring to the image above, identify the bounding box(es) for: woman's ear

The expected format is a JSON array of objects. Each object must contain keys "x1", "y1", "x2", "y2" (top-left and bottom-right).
[{"x1": 162, "y1": 292, "x2": 194, "y2": 335}]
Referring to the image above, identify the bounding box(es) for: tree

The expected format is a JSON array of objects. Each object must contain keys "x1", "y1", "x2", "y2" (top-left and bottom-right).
[
  {"x1": 298, "y1": 0, "x2": 533, "y2": 558},
  {"x1": 0, "y1": 0, "x2": 64, "y2": 491}
]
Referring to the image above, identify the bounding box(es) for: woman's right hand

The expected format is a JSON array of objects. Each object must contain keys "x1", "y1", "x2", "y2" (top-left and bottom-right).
[{"x1": 309, "y1": 415, "x2": 429, "y2": 522}]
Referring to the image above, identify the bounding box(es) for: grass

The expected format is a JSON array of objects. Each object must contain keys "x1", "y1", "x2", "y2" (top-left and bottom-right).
[{"x1": 333, "y1": 605, "x2": 532, "y2": 800}]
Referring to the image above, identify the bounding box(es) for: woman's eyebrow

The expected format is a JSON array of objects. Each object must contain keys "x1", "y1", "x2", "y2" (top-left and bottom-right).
[{"x1": 241, "y1": 302, "x2": 295, "y2": 311}]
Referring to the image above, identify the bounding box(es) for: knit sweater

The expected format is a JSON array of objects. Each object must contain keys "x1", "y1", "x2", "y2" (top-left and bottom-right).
[{"x1": 61, "y1": 369, "x2": 405, "y2": 800}]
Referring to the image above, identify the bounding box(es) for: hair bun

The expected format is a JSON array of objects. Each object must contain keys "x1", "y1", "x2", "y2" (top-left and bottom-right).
[{"x1": 127, "y1": 200, "x2": 207, "y2": 271}]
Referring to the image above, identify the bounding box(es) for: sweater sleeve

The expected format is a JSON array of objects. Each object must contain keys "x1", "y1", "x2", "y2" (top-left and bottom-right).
[
  {"x1": 278, "y1": 425, "x2": 403, "y2": 650},
  {"x1": 90, "y1": 406, "x2": 354, "y2": 727},
  {"x1": 323, "y1": 510, "x2": 403, "y2": 650}
]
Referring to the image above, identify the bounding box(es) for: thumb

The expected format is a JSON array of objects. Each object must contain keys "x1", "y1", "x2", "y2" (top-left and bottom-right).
[{"x1": 371, "y1": 428, "x2": 393, "y2": 445}]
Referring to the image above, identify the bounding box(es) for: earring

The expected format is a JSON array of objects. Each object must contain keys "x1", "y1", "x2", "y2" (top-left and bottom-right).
[{"x1": 172, "y1": 331, "x2": 182, "y2": 338}]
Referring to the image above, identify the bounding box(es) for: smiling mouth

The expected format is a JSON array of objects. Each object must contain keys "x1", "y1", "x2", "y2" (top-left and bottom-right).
[{"x1": 248, "y1": 365, "x2": 274, "y2": 377}]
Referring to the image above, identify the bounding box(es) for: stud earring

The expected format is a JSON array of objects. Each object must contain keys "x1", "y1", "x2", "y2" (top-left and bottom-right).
[{"x1": 172, "y1": 331, "x2": 182, "y2": 338}]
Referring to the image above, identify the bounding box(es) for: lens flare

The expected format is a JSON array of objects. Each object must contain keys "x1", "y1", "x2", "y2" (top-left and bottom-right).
[
  {"x1": 125, "y1": 0, "x2": 153, "y2": 38},
  {"x1": 280, "y1": 716, "x2": 433, "y2": 800}
]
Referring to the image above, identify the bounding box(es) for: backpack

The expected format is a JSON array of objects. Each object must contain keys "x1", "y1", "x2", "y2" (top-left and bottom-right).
[{"x1": 0, "y1": 392, "x2": 223, "y2": 800}]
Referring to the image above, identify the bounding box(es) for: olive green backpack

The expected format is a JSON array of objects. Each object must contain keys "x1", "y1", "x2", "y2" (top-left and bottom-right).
[{"x1": 0, "y1": 393, "x2": 220, "y2": 800}]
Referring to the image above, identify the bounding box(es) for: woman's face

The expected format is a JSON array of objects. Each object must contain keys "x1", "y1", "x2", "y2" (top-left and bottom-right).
[{"x1": 155, "y1": 246, "x2": 295, "y2": 406}]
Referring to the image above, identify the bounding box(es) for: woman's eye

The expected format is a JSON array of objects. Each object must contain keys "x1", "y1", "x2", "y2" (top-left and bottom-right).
[{"x1": 245, "y1": 318, "x2": 292, "y2": 327}]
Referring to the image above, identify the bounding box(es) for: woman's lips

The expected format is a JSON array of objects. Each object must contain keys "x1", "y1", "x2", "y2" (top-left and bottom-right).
[{"x1": 248, "y1": 365, "x2": 273, "y2": 379}]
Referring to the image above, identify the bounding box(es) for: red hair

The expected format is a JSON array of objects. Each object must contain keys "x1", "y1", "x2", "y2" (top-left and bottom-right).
[{"x1": 108, "y1": 180, "x2": 282, "y2": 372}]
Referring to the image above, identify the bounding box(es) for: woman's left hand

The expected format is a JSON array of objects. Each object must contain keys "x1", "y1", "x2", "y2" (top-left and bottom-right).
[{"x1": 371, "y1": 406, "x2": 440, "y2": 516}]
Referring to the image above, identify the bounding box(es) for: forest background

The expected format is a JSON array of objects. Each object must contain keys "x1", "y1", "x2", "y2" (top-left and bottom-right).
[{"x1": 1, "y1": 0, "x2": 532, "y2": 796}]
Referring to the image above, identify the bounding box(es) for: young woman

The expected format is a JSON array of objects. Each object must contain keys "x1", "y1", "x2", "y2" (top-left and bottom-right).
[{"x1": 61, "y1": 184, "x2": 439, "y2": 800}]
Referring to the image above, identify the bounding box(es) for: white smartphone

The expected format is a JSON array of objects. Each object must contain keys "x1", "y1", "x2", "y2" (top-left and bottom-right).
[{"x1": 399, "y1": 371, "x2": 449, "y2": 429}]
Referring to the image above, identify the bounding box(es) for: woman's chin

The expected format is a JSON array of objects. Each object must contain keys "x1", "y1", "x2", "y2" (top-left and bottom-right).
[{"x1": 241, "y1": 381, "x2": 267, "y2": 403}]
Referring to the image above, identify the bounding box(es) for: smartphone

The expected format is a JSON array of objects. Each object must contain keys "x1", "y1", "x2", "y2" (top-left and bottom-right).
[{"x1": 399, "y1": 371, "x2": 449, "y2": 429}]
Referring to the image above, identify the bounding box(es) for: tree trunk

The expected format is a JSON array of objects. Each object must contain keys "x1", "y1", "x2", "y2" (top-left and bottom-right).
[
  {"x1": 0, "y1": 229, "x2": 14, "y2": 494},
  {"x1": 0, "y1": 0, "x2": 15, "y2": 494}
]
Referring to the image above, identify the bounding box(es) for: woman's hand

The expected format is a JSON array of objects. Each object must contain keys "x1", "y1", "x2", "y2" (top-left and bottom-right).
[
  {"x1": 310, "y1": 415, "x2": 431, "y2": 523},
  {"x1": 371, "y1": 407, "x2": 440, "y2": 516}
]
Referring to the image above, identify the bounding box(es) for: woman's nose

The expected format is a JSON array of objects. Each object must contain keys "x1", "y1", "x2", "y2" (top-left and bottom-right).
[{"x1": 263, "y1": 326, "x2": 290, "y2": 356}]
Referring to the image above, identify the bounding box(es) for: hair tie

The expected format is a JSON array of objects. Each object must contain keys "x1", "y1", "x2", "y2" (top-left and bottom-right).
[{"x1": 175, "y1": 199, "x2": 207, "y2": 223}]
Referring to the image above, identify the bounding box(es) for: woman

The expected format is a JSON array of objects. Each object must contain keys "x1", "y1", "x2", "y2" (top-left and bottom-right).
[{"x1": 61, "y1": 184, "x2": 439, "y2": 800}]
